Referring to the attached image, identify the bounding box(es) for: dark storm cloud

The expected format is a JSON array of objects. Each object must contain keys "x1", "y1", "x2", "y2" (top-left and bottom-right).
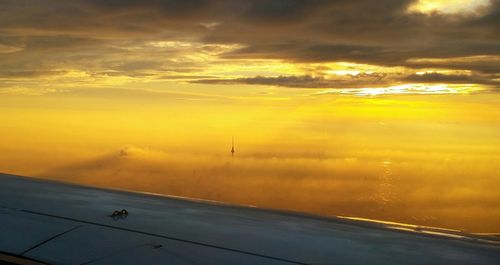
[{"x1": 0, "y1": 0, "x2": 498, "y2": 87}]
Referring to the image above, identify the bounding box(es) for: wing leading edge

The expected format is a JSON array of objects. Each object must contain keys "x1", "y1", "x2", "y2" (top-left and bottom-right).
[{"x1": 0, "y1": 173, "x2": 499, "y2": 265}]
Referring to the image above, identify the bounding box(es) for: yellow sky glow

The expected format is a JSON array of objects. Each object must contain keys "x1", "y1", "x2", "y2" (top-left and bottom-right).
[{"x1": 0, "y1": 0, "x2": 499, "y2": 233}]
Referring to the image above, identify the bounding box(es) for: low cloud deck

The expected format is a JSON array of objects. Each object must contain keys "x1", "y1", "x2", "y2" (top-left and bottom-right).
[{"x1": 0, "y1": 173, "x2": 499, "y2": 265}]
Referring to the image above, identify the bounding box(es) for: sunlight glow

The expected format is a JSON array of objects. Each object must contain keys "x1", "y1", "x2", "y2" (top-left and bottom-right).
[
  {"x1": 408, "y1": 0, "x2": 491, "y2": 14},
  {"x1": 326, "y1": 70, "x2": 361, "y2": 76},
  {"x1": 1, "y1": 0, "x2": 499, "y2": 235},
  {"x1": 316, "y1": 84, "x2": 485, "y2": 96}
]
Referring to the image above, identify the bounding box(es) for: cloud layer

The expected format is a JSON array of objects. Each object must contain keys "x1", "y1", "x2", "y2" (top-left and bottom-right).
[
  {"x1": 34, "y1": 145, "x2": 500, "y2": 233},
  {"x1": 0, "y1": 0, "x2": 499, "y2": 92}
]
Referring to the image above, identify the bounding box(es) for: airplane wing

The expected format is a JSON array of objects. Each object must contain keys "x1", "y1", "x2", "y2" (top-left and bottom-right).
[{"x1": 0, "y1": 173, "x2": 499, "y2": 265}]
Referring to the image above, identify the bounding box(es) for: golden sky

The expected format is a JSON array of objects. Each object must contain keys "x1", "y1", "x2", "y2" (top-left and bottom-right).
[{"x1": 0, "y1": 0, "x2": 499, "y2": 232}]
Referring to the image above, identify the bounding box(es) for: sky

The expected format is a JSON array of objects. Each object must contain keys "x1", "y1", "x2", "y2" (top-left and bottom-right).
[{"x1": 0, "y1": 0, "x2": 499, "y2": 232}]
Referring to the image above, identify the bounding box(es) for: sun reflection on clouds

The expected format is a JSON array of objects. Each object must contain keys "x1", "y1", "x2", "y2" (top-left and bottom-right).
[
  {"x1": 408, "y1": 0, "x2": 491, "y2": 14},
  {"x1": 316, "y1": 84, "x2": 486, "y2": 96},
  {"x1": 325, "y1": 69, "x2": 362, "y2": 76},
  {"x1": 407, "y1": 55, "x2": 500, "y2": 64}
]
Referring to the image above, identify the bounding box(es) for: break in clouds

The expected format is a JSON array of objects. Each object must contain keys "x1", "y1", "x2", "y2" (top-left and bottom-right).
[{"x1": 0, "y1": 0, "x2": 499, "y2": 91}]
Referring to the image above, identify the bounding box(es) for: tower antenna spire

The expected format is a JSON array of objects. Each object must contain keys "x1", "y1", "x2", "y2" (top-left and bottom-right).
[{"x1": 231, "y1": 136, "x2": 235, "y2": 158}]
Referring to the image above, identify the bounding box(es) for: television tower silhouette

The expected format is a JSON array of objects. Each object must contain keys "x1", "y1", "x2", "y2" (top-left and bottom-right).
[{"x1": 231, "y1": 136, "x2": 235, "y2": 158}]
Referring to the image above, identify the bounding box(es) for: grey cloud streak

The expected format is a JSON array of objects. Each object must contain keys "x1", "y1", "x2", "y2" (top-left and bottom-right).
[
  {"x1": 192, "y1": 72, "x2": 500, "y2": 89},
  {"x1": 192, "y1": 74, "x2": 391, "y2": 89},
  {"x1": 403, "y1": 72, "x2": 500, "y2": 87}
]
